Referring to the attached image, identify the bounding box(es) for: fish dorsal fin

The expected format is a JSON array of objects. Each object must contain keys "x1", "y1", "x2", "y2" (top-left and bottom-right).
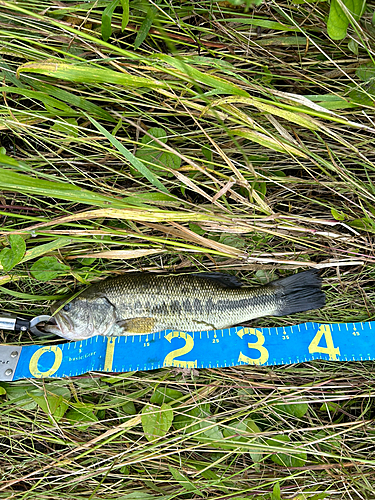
[{"x1": 191, "y1": 273, "x2": 243, "y2": 288}]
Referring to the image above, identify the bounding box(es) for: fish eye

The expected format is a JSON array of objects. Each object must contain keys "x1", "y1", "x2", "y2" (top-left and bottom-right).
[{"x1": 63, "y1": 302, "x2": 72, "y2": 312}]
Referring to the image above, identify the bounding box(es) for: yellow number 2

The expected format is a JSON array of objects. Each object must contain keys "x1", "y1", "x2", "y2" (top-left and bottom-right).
[
  {"x1": 237, "y1": 328, "x2": 269, "y2": 366},
  {"x1": 308, "y1": 324, "x2": 340, "y2": 360},
  {"x1": 163, "y1": 331, "x2": 197, "y2": 368}
]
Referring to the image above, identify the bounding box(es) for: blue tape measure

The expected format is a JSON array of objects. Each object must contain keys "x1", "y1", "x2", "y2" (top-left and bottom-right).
[{"x1": 0, "y1": 320, "x2": 372, "y2": 381}]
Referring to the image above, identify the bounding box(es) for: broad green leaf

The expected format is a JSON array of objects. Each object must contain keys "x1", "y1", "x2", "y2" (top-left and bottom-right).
[
  {"x1": 122, "y1": 401, "x2": 137, "y2": 415},
  {"x1": 223, "y1": 418, "x2": 263, "y2": 463},
  {"x1": 102, "y1": 0, "x2": 120, "y2": 41},
  {"x1": 86, "y1": 114, "x2": 169, "y2": 193},
  {"x1": 266, "y1": 435, "x2": 307, "y2": 467},
  {"x1": 0, "y1": 234, "x2": 26, "y2": 272},
  {"x1": 271, "y1": 482, "x2": 281, "y2": 500},
  {"x1": 349, "y1": 81, "x2": 375, "y2": 106},
  {"x1": 135, "y1": 127, "x2": 181, "y2": 177},
  {"x1": 30, "y1": 256, "x2": 70, "y2": 281},
  {"x1": 189, "y1": 223, "x2": 205, "y2": 235},
  {"x1": 142, "y1": 403, "x2": 174, "y2": 441},
  {"x1": 348, "y1": 38, "x2": 359, "y2": 54},
  {"x1": 134, "y1": 5, "x2": 158, "y2": 50},
  {"x1": 219, "y1": 233, "x2": 246, "y2": 249},
  {"x1": 150, "y1": 387, "x2": 183, "y2": 405},
  {"x1": 0, "y1": 386, "x2": 6, "y2": 396},
  {"x1": 65, "y1": 407, "x2": 98, "y2": 430},
  {"x1": 159, "y1": 151, "x2": 181, "y2": 170},
  {"x1": 327, "y1": 0, "x2": 366, "y2": 40},
  {"x1": 274, "y1": 402, "x2": 309, "y2": 418},
  {"x1": 201, "y1": 146, "x2": 212, "y2": 162},
  {"x1": 168, "y1": 466, "x2": 204, "y2": 497},
  {"x1": 141, "y1": 127, "x2": 168, "y2": 144},
  {"x1": 3, "y1": 383, "x2": 40, "y2": 409},
  {"x1": 356, "y1": 63, "x2": 375, "y2": 81},
  {"x1": 174, "y1": 403, "x2": 211, "y2": 433},
  {"x1": 29, "y1": 388, "x2": 70, "y2": 423}
]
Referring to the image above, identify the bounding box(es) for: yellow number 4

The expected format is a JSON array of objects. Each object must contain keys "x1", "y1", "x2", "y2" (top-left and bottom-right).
[{"x1": 308, "y1": 324, "x2": 340, "y2": 360}]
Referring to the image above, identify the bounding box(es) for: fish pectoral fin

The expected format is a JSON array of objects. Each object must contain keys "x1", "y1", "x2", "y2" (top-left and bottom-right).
[{"x1": 114, "y1": 317, "x2": 156, "y2": 335}]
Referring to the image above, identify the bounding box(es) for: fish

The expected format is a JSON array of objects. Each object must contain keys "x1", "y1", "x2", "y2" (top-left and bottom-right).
[{"x1": 43, "y1": 270, "x2": 325, "y2": 340}]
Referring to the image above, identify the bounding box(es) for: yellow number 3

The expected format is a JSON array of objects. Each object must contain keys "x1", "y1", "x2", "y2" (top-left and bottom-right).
[
  {"x1": 237, "y1": 328, "x2": 269, "y2": 366},
  {"x1": 308, "y1": 324, "x2": 340, "y2": 360}
]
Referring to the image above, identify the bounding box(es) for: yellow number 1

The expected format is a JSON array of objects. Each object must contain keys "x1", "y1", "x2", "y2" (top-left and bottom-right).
[
  {"x1": 308, "y1": 324, "x2": 340, "y2": 360},
  {"x1": 237, "y1": 328, "x2": 269, "y2": 366}
]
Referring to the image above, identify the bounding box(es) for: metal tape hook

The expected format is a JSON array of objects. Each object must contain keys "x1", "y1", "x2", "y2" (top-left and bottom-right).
[{"x1": 29, "y1": 315, "x2": 53, "y2": 337}]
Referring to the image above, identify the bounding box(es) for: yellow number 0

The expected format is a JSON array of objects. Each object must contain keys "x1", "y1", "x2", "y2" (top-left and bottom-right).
[
  {"x1": 308, "y1": 324, "x2": 340, "y2": 360},
  {"x1": 29, "y1": 346, "x2": 63, "y2": 378},
  {"x1": 163, "y1": 331, "x2": 197, "y2": 368},
  {"x1": 237, "y1": 328, "x2": 269, "y2": 366}
]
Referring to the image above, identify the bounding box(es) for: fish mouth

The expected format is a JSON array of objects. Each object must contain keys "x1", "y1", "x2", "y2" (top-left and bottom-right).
[{"x1": 42, "y1": 312, "x2": 74, "y2": 339}]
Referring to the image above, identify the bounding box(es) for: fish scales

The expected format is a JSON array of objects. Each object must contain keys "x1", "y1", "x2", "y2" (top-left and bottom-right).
[{"x1": 44, "y1": 270, "x2": 325, "y2": 340}]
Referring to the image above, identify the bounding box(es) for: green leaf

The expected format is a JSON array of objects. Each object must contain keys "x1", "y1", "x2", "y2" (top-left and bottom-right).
[
  {"x1": 30, "y1": 81, "x2": 115, "y2": 122},
  {"x1": 189, "y1": 223, "x2": 206, "y2": 235},
  {"x1": 331, "y1": 208, "x2": 346, "y2": 221},
  {"x1": 223, "y1": 418, "x2": 263, "y2": 463},
  {"x1": 142, "y1": 403, "x2": 174, "y2": 441},
  {"x1": 219, "y1": 233, "x2": 246, "y2": 249},
  {"x1": 141, "y1": 127, "x2": 168, "y2": 144},
  {"x1": 102, "y1": 0, "x2": 120, "y2": 41},
  {"x1": 168, "y1": 466, "x2": 204, "y2": 497},
  {"x1": 51, "y1": 118, "x2": 79, "y2": 137},
  {"x1": 18, "y1": 62, "x2": 168, "y2": 91},
  {"x1": 174, "y1": 403, "x2": 211, "y2": 433},
  {"x1": 86, "y1": 114, "x2": 169, "y2": 193},
  {"x1": 122, "y1": 401, "x2": 137, "y2": 415},
  {"x1": 30, "y1": 256, "x2": 70, "y2": 281},
  {"x1": 157, "y1": 54, "x2": 249, "y2": 97},
  {"x1": 135, "y1": 127, "x2": 181, "y2": 178},
  {"x1": 348, "y1": 38, "x2": 359, "y2": 54},
  {"x1": 120, "y1": 0, "x2": 129, "y2": 30},
  {"x1": 134, "y1": 5, "x2": 158, "y2": 50},
  {"x1": 150, "y1": 387, "x2": 183, "y2": 405},
  {"x1": 266, "y1": 435, "x2": 307, "y2": 468},
  {"x1": 0, "y1": 156, "x2": 132, "y2": 209},
  {"x1": 270, "y1": 482, "x2": 281, "y2": 500},
  {"x1": 0, "y1": 386, "x2": 6, "y2": 396},
  {"x1": 0, "y1": 234, "x2": 26, "y2": 272},
  {"x1": 327, "y1": 0, "x2": 366, "y2": 40},
  {"x1": 29, "y1": 390, "x2": 69, "y2": 423},
  {"x1": 4, "y1": 383, "x2": 39, "y2": 409},
  {"x1": 159, "y1": 151, "x2": 181, "y2": 170},
  {"x1": 274, "y1": 402, "x2": 309, "y2": 418},
  {"x1": 65, "y1": 407, "x2": 99, "y2": 430},
  {"x1": 0, "y1": 87, "x2": 73, "y2": 112},
  {"x1": 355, "y1": 63, "x2": 375, "y2": 82}
]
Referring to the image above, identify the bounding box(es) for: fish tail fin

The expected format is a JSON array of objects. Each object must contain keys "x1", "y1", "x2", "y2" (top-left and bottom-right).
[{"x1": 271, "y1": 270, "x2": 325, "y2": 316}]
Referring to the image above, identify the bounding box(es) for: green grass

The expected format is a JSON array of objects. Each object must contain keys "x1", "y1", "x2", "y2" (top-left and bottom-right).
[{"x1": 1, "y1": 0, "x2": 375, "y2": 498}]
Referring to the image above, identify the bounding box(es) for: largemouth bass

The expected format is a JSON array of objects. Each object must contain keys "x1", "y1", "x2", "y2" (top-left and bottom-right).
[{"x1": 44, "y1": 270, "x2": 325, "y2": 340}]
